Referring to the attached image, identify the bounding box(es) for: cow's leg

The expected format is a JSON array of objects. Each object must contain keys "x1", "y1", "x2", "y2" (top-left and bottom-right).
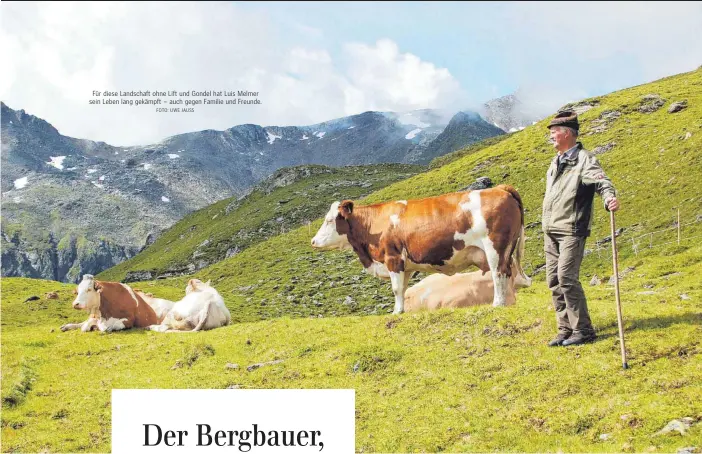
[
  {"x1": 97, "y1": 317, "x2": 131, "y2": 333},
  {"x1": 147, "y1": 324, "x2": 170, "y2": 333},
  {"x1": 60, "y1": 319, "x2": 94, "y2": 332},
  {"x1": 81, "y1": 318, "x2": 99, "y2": 332},
  {"x1": 386, "y1": 256, "x2": 408, "y2": 314},
  {"x1": 60, "y1": 323, "x2": 81, "y2": 332},
  {"x1": 483, "y1": 239, "x2": 508, "y2": 307},
  {"x1": 389, "y1": 271, "x2": 409, "y2": 314}
]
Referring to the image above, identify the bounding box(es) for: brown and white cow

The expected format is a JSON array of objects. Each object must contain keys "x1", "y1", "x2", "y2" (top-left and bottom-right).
[
  {"x1": 134, "y1": 289, "x2": 175, "y2": 324},
  {"x1": 404, "y1": 262, "x2": 532, "y2": 312},
  {"x1": 60, "y1": 274, "x2": 160, "y2": 333},
  {"x1": 310, "y1": 185, "x2": 528, "y2": 313}
]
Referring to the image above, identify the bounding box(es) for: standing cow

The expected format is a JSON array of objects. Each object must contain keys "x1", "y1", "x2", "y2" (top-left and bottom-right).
[{"x1": 310, "y1": 185, "x2": 528, "y2": 313}]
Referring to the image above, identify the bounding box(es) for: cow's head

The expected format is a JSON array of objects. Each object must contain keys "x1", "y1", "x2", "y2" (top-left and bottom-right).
[
  {"x1": 311, "y1": 200, "x2": 353, "y2": 251},
  {"x1": 185, "y1": 278, "x2": 211, "y2": 295},
  {"x1": 71, "y1": 274, "x2": 103, "y2": 311}
]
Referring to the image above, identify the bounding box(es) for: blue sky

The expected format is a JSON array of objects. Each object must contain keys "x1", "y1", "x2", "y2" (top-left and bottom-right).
[
  {"x1": 1, "y1": 1, "x2": 700, "y2": 146},
  {"x1": 238, "y1": 1, "x2": 518, "y2": 99},
  {"x1": 236, "y1": 1, "x2": 696, "y2": 104}
]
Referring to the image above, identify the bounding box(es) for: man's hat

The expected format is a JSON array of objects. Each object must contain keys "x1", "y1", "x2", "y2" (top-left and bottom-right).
[{"x1": 547, "y1": 110, "x2": 579, "y2": 131}]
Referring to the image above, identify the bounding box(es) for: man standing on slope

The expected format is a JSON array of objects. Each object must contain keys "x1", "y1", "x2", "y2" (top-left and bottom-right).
[{"x1": 543, "y1": 110, "x2": 620, "y2": 347}]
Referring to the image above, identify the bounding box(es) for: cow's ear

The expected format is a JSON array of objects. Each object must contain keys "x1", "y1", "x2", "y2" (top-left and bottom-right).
[
  {"x1": 94, "y1": 281, "x2": 103, "y2": 293},
  {"x1": 339, "y1": 200, "x2": 354, "y2": 219}
]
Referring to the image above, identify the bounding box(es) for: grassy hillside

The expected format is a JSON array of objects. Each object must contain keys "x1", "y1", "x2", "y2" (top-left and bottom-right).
[
  {"x1": 100, "y1": 67, "x2": 702, "y2": 325},
  {"x1": 427, "y1": 133, "x2": 511, "y2": 170},
  {"x1": 3, "y1": 67, "x2": 702, "y2": 453},
  {"x1": 2, "y1": 246, "x2": 701, "y2": 452},
  {"x1": 99, "y1": 163, "x2": 422, "y2": 282}
]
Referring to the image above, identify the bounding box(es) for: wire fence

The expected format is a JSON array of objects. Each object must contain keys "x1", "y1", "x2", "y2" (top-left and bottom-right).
[
  {"x1": 591, "y1": 207, "x2": 702, "y2": 262},
  {"x1": 525, "y1": 198, "x2": 702, "y2": 274},
  {"x1": 595, "y1": 209, "x2": 702, "y2": 258}
]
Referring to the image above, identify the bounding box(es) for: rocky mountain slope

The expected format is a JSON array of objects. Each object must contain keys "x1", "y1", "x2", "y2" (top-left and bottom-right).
[
  {"x1": 1, "y1": 99, "x2": 520, "y2": 282},
  {"x1": 481, "y1": 92, "x2": 541, "y2": 132},
  {"x1": 102, "y1": 163, "x2": 423, "y2": 282},
  {"x1": 420, "y1": 111, "x2": 505, "y2": 161}
]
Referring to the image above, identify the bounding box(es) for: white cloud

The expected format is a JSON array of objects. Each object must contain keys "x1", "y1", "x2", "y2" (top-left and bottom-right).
[
  {"x1": 398, "y1": 113, "x2": 430, "y2": 128},
  {"x1": 343, "y1": 39, "x2": 465, "y2": 113},
  {"x1": 293, "y1": 23, "x2": 323, "y2": 39},
  {"x1": 497, "y1": 2, "x2": 702, "y2": 115},
  {"x1": 0, "y1": 3, "x2": 464, "y2": 146},
  {"x1": 405, "y1": 128, "x2": 422, "y2": 140}
]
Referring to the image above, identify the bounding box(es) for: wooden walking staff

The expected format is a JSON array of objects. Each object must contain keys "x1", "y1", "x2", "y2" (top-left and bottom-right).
[{"x1": 610, "y1": 210, "x2": 629, "y2": 369}]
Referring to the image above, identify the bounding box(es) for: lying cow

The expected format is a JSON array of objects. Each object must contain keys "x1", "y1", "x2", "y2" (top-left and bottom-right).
[
  {"x1": 148, "y1": 279, "x2": 231, "y2": 332},
  {"x1": 404, "y1": 262, "x2": 532, "y2": 312},
  {"x1": 60, "y1": 274, "x2": 159, "y2": 332},
  {"x1": 311, "y1": 185, "x2": 529, "y2": 313},
  {"x1": 134, "y1": 290, "x2": 175, "y2": 323}
]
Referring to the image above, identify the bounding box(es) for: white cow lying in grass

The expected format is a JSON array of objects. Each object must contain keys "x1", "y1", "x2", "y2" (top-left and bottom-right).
[
  {"x1": 147, "y1": 279, "x2": 231, "y2": 332},
  {"x1": 134, "y1": 289, "x2": 175, "y2": 323}
]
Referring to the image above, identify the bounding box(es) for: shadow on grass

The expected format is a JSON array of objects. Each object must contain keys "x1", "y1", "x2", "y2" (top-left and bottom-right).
[
  {"x1": 543, "y1": 313, "x2": 702, "y2": 347},
  {"x1": 56, "y1": 326, "x2": 159, "y2": 336},
  {"x1": 598, "y1": 312, "x2": 701, "y2": 333}
]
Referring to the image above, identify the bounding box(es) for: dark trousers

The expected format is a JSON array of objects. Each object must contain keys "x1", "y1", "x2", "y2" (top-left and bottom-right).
[{"x1": 544, "y1": 233, "x2": 595, "y2": 336}]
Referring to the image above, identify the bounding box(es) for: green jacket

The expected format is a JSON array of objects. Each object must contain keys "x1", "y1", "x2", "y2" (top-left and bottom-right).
[{"x1": 542, "y1": 142, "x2": 617, "y2": 237}]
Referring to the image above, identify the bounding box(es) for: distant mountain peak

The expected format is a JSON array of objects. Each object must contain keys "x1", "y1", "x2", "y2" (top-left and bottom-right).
[
  {"x1": 1, "y1": 102, "x2": 508, "y2": 282},
  {"x1": 479, "y1": 92, "x2": 542, "y2": 133}
]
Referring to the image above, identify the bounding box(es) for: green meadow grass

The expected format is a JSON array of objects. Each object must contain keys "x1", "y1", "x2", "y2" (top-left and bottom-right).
[
  {"x1": 3, "y1": 67, "x2": 702, "y2": 452},
  {"x1": 2, "y1": 244, "x2": 701, "y2": 452},
  {"x1": 99, "y1": 163, "x2": 422, "y2": 282}
]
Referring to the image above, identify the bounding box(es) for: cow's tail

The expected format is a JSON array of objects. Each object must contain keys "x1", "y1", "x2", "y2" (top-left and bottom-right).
[
  {"x1": 497, "y1": 184, "x2": 523, "y2": 226},
  {"x1": 515, "y1": 224, "x2": 531, "y2": 286},
  {"x1": 163, "y1": 302, "x2": 211, "y2": 333},
  {"x1": 191, "y1": 300, "x2": 211, "y2": 332},
  {"x1": 498, "y1": 184, "x2": 531, "y2": 286}
]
